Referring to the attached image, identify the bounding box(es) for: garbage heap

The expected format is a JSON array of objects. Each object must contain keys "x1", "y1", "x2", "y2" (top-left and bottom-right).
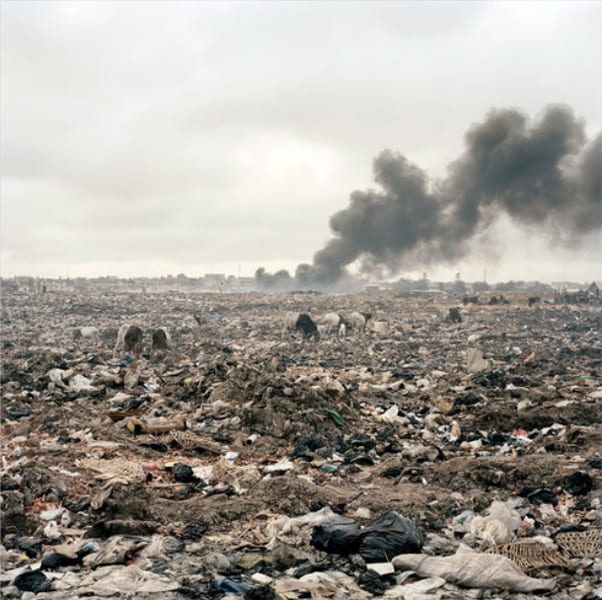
[{"x1": 1, "y1": 289, "x2": 600, "y2": 599}]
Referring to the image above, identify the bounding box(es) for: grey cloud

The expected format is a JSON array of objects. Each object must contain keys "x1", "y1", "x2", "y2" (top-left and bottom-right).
[{"x1": 1, "y1": 2, "x2": 601, "y2": 279}]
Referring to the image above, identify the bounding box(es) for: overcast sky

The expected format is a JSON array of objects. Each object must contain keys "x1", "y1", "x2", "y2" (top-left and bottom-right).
[{"x1": 1, "y1": 1, "x2": 601, "y2": 283}]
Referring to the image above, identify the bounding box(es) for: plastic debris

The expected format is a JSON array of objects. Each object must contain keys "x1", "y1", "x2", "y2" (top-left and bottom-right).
[
  {"x1": 392, "y1": 550, "x2": 556, "y2": 592},
  {"x1": 312, "y1": 510, "x2": 424, "y2": 561},
  {"x1": 13, "y1": 570, "x2": 52, "y2": 593},
  {"x1": 564, "y1": 471, "x2": 594, "y2": 495}
]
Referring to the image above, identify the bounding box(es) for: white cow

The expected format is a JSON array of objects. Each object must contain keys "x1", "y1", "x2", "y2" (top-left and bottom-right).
[
  {"x1": 283, "y1": 312, "x2": 299, "y2": 338},
  {"x1": 113, "y1": 324, "x2": 144, "y2": 357},
  {"x1": 348, "y1": 311, "x2": 372, "y2": 335},
  {"x1": 323, "y1": 312, "x2": 348, "y2": 338}
]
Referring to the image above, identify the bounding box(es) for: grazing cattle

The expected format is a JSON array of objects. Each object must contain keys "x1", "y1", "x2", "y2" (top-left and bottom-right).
[
  {"x1": 448, "y1": 308, "x2": 462, "y2": 323},
  {"x1": 296, "y1": 313, "x2": 320, "y2": 340},
  {"x1": 124, "y1": 325, "x2": 144, "y2": 357},
  {"x1": 323, "y1": 312, "x2": 341, "y2": 334},
  {"x1": 563, "y1": 289, "x2": 599, "y2": 304},
  {"x1": 151, "y1": 328, "x2": 171, "y2": 352},
  {"x1": 348, "y1": 311, "x2": 372, "y2": 334},
  {"x1": 284, "y1": 312, "x2": 320, "y2": 341},
  {"x1": 323, "y1": 312, "x2": 348, "y2": 338},
  {"x1": 114, "y1": 324, "x2": 130, "y2": 355},
  {"x1": 284, "y1": 311, "x2": 298, "y2": 336},
  {"x1": 462, "y1": 295, "x2": 479, "y2": 305},
  {"x1": 489, "y1": 295, "x2": 509, "y2": 306},
  {"x1": 114, "y1": 324, "x2": 143, "y2": 358},
  {"x1": 528, "y1": 296, "x2": 541, "y2": 307}
]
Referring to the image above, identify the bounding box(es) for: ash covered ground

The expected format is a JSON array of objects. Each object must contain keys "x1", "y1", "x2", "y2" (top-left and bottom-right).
[{"x1": 1, "y1": 290, "x2": 601, "y2": 599}]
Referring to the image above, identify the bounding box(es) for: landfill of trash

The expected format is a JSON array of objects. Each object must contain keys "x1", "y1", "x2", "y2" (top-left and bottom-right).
[{"x1": 1, "y1": 289, "x2": 600, "y2": 599}]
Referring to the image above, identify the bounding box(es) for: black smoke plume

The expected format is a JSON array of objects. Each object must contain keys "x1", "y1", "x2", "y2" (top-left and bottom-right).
[{"x1": 256, "y1": 105, "x2": 601, "y2": 290}]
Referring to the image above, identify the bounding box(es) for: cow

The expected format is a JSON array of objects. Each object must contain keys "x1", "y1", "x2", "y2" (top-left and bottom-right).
[
  {"x1": 284, "y1": 312, "x2": 320, "y2": 341},
  {"x1": 114, "y1": 324, "x2": 143, "y2": 358},
  {"x1": 348, "y1": 311, "x2": 372, "y2": 334},
  {"x1": 528, "y1": 296, "x2": 541, "y2": 307},
  {"x1": 151, "y1": 327, "x2": 171, "y2": 354},
  {"x1": 462, "y1": 295, "x2": 479, "y2": 305},
  {"x1": 448, "y1": 307, "x2": 462, "y2": 323},
  {"x1": 296, "y1": 313, "x2": 320, "y2": 341},
  {"x1": 284, "y1": 311, "x2": 298, "y2": 337},
  {"x1": 323, "y1": 312, "x2": 348, "y2": 338}
]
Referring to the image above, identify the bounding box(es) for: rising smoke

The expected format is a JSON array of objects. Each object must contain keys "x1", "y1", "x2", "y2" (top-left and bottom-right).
[{"x1": 256, "y1": 105, "x2": 601, "y2": 290}]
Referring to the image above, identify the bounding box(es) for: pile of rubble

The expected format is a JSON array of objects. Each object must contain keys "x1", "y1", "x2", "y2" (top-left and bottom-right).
[{"x1": 1, "y1": 289, "x2": 600, "y2": 599}]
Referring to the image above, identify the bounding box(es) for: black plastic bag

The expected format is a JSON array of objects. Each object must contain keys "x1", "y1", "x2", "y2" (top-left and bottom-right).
[
  {"x1": 519, "y1": 485, "x2": 558, "y2": 506},
  {"x1": 358, "y1": 510, "x2": 424, "y2": 562},
  {"x1": 311, "y1": 516, "x2": 362, "y2": 554},
  {"x1": 14, "y1": 570, "x2": 51, "y2": 593},
  {"x1": 41, "y1": 552, "x2": 81, "y2": 570},
  {"x1": 563, "y1": 471, "x2": 593, "y2": 495},
  {"x1": 311, "y1": 510, "x2": 424, "y2": 561}
]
